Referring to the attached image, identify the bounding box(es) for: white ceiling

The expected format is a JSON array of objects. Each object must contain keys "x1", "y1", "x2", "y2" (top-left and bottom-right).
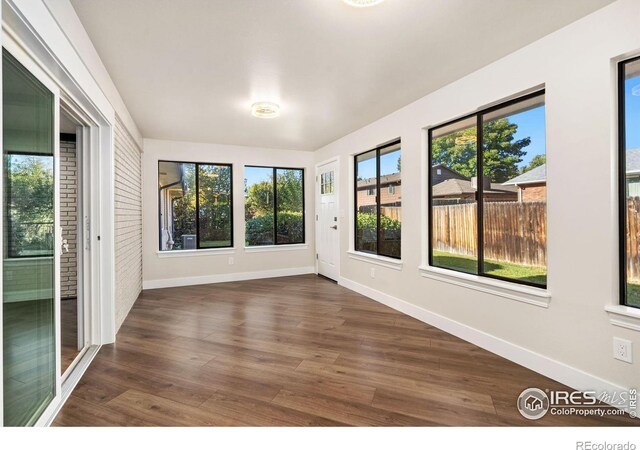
[{"x1": 70, "y1": 0, "x2": 614, "y2": 151}]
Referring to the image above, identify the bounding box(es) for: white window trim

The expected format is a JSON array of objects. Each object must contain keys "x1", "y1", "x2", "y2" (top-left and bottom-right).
[
  {"x1": 418, "y1": 265, "x2": 551, "y2": 308},
  {"x1": 244, "y1": 243, "x2": 309, "y2": 253},
  {"x1": 157, "y1": 247, "x2": 236, "y2": 258},
  {"x1": 605, "y1": 305, "x2": 640, "y2": 332},
  {"x1": 347, "y1": 250, "x2": 403, "y2": 270}
]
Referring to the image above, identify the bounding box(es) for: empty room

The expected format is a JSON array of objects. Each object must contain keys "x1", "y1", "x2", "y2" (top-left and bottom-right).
[{"x1": 1, "y1": 0, "x2": 639, "y2": 446}]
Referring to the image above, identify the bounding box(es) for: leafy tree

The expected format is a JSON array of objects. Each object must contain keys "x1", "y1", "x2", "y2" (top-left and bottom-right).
[
  {"x1": 521, "y1": 154, "x2": 546, "y2": 173},
  {"x1": 431, "y1": 119, "x2": 530, "y2": 183},
  {"x1": 6, "y1": 154, "x2": 54, "y2": 254},
  {"x1": 244, "y1": 169, "x2": 304, "y2": 246},
  {"x1": 198, "y1": 165, "x2": 232, "y2": 244},
  {"x1": 170, "y1": 164, "x2": 233, "y2": 248}
]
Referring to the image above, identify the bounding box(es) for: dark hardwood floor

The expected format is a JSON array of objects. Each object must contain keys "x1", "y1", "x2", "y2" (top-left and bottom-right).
[
  {"x1": 61, "y1": 298, "x2": 80, "y2": 374},
  {"x1": 53, "y1": 275, "x2": 636, "y2": 426}
]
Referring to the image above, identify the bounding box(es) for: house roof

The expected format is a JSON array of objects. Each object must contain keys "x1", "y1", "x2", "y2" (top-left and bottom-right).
[
  {"x1": 357, "y1": 172, "x2": 401, "y2": 189},
  {"x1": 626, "y1": 148, "x2": 640, "y2": 175},
  {"x1": 503, "y1": 149, "x2": 640, "y2": 186},
  {"x1": 432, "y1": 178, "x2": 518, "y2": 198},
  {"x1": 502, "y1": 164, "x2": 546, "y2": 186}
]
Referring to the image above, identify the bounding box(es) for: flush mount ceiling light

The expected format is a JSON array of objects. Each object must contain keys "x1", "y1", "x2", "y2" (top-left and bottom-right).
[
  {"x1": 251, "y1": 102, "x2": 280, "y2": 119},
  {"x1": 342, "y1": 0, "x2": 385, "y2": 7}
]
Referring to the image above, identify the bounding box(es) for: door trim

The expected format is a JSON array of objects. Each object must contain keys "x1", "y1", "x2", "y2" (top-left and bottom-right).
[{"x1": 315, "y1": 157, "x2": 341, "y2": 279}]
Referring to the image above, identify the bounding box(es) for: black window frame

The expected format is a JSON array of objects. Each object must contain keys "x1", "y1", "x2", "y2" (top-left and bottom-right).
[
  {"x1": 157, "y1": 159, "x2": 234, "y2": 251},
  {"x1": 353, "y1": 138, "x2": 402, "y2": 260},
  {"x1": 428, "y1": 90, "x2": 546, "y2": 289},
  {"x1": 618, "y1": 56, "x2": 640, "y2": 309},
  {"x1": 244, "y1": 165, "x2": 306, "y2": 246}
]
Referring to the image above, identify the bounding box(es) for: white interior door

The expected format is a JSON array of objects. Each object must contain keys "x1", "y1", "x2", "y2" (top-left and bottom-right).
[{"x1": 316, "y1": 160, "x2": 340, "y2": 281}]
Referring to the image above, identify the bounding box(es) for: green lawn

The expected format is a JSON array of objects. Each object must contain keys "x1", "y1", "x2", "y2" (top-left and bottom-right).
[
  {"x1": 200, "y1": 240, "x2": 231, "y2": 248},
  {"x1": 432, "y1": 250, "x2": 547, "y2": 286},
  {"x1": 626, "y1": 283, "x2": 640, "y2": 307}
]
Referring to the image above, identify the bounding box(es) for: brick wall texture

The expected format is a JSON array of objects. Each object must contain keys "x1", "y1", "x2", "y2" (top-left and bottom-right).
[
  {"x1": 60, "y1": 139, "x2": 78, "y2": 300},
  {"x1": 114, "y1": 116, "x2": 143, "y2": 330}
]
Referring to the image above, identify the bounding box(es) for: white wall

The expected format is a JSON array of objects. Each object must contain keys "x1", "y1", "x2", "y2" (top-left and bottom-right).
[
  {"x1": 314, "y1": 0, "x2": 640, "y2": 391},
  {"x1": 142, "y1": 138, "x2": 315, "y2": 288},
  {"x1": 43, "y1": 0, "x2": 143, "y2": 147}
]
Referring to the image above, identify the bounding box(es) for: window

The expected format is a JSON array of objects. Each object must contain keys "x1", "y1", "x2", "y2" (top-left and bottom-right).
[
  {"x1": 321, "y1": 171, "x2": 334, "y2": 194},
  {"x1": 429, "y1": 91, "x2": 546, "y2": 288},
  {"x1": 158, "y1": 161, "x2": 232, "y2": 251},
  {"x1": 619, "y1": 57, "x2": 640, "y2": 308},
  {"x1": 245, "y1": 166, "x2": 305, "y2": 246},
  {"x1": 354, "y1": 140, "x2": 401, "y2": 259},
  {"x1": 5, "y1": 153, "x2": 54, "y2": 257}
]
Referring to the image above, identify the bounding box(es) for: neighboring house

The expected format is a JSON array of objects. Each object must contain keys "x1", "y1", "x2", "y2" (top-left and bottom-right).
[
  {"x1": 431, "y1": 164, "x2": 469, "y2": 185},
  {"x1": 625, "y1": 148, "x2": 640, "y2": 197},
  {"x1": 430, "y1": 164, "x2": 518, "y2": 203},
  {"x1": 504, "y1": 150, "x2": 640, "y2": 202},
  {"x1": 158, "y1": 162, "x2": 186, "y2": 250},
  {"x1": 356, "y1": 172, "x2": 401, "y2": 213},
  {"x1": 432, "y1": 176, "x2": 518, "y2": 203},
  {"x1": 502, "y1": 164, "x2": 546, "y2": 202}
]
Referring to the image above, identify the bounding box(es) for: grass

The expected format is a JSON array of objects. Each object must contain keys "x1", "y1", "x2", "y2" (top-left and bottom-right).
[
  {"x1": 200, "y1": 240, "x2": 231, "y2": 248},
  {"x1": 432, "y1": 250, "x2": 547, "y2": 286},
  {"x1": 626, "y1": 283, "x2": 640, "y2": 307}
]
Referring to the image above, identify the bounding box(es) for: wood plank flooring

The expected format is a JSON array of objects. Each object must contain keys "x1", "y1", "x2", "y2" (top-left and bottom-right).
[{"x1": 53, "y1": 275, "x2": 636, "y2": 426}]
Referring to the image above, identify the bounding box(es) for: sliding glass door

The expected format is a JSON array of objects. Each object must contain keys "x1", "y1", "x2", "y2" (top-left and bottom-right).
[{"x1": 3, "y1": 49, "x2": 59, "y2": 426}]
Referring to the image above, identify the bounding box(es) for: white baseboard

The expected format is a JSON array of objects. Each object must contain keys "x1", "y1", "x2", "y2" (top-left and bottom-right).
[
  {"x1": 338, "y1": 276, "x2": 635, "y2": 414},
  {"x1": 143, "y1": 266, "x2": 316, "y2": 290}
]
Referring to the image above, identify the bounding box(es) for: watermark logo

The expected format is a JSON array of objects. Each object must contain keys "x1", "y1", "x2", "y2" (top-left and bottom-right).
[
  {"x1": 517, "y1": 387, "x2": 637, "y2": 420},
  {"x1": 517, "y1": 387, "x2": 550, "y2": 420}
]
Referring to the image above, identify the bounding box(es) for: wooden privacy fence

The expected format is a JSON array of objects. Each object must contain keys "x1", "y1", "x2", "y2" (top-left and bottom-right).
[
  {"x1": 432, "y1": 202, "x2": 547, "y2": 268},
  {"x1": 626, "y1": 198, "x2": 640, "y2": 282},
  {"x1": 381, "y1": 207, "x2": 401, "y2": 221}
]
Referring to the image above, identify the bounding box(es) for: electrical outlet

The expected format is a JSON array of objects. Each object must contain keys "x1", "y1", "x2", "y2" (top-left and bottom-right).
[
  {"x1": 228, "y1": 256, "x2": 234, "y2": 265},
  {"x1": 370, "y1": 267, "x2": 375, "y2": 278},
  {"x1": 613, "y1": 337, "x2": 632, "y2": 363}
]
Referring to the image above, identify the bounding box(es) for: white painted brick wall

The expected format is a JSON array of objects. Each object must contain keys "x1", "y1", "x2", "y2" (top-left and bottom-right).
[
  {"x1": 114, "y1": 116, "x2": 143, "y2": 330},
  {"x1": 60, "y1": 139, "x2": 78, "y2": 299}
]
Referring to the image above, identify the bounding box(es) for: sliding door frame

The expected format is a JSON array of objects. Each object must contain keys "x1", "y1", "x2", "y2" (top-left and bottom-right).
[{"x1": 1, "y1": 0, "x2": 118, "y2": 426}]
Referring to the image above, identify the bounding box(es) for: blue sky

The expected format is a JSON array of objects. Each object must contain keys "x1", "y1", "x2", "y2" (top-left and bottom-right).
[
  {"x1": 510, "y1": 105, "x2": 546, "y2": 168},
  {"x1": 626, "y1": 76, "x2": 640, "y2": 150},
  {"x1": 244, "y1": 166, "x2": 273, "y2": 191}
]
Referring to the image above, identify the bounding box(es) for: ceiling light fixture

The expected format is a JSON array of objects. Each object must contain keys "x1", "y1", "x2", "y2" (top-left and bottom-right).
[
  {"x1": 251, "y1": 102, "x2": 280, "y2": 119},
  {"x1": 342, "y1": 0, "x2": 385, "y2": 7}
]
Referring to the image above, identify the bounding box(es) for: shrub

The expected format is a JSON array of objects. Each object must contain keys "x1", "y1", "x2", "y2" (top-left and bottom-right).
[
  {"x1": 245, "y1": 211, "x2": 304, "y2": 246},
  {"x1": 356, "y1": 212, "x2": 401, "y2": 255}
]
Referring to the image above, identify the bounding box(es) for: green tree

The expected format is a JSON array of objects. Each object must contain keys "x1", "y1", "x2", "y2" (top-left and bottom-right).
[
  {"x1": 521, "y1": 154, "x2": 546, "y2": 173},
  {"x1": 198, "y1": 165, "x2": 232, "y2": 244},
  {"x1": 431, "y1": 119, "x2": 530, "y2": 183},
  {"x1": 6, "y1": 154, "x2": 54, "y2": 254}
]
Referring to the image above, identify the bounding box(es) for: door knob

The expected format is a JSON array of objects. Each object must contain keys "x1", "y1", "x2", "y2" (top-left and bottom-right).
[
  {"x1": 62, "y1": 238, "x2": 69, "y2": 253},
  {"x1": 330, "y1": 225, "x2": 338, "y2": 230}
]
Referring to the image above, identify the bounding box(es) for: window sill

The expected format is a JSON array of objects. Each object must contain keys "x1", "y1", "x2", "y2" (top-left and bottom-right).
[
  {"x1": 244, "y1": 244, "x2": 308, "y2": 253},
  {"x1": 156, "y1": 248, "x2": 236, "y2": 258},
  {"x1": 347, "y1": 250, "x2": 403, "y2": 271},
  {"x1": 605, "y1": 305, "x2": 640, "y2": 332},
  {"x1": 418, "y1": 265, "x2": 551, "y2": 308}
]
